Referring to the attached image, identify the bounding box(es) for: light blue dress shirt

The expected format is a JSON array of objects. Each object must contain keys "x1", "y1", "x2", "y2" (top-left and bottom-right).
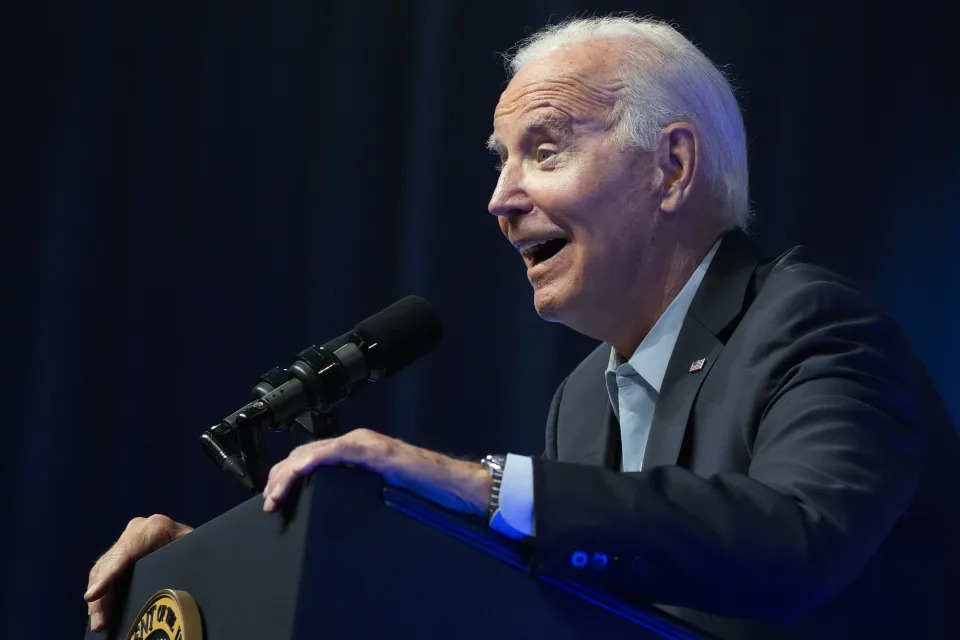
[{"x1": 491, "y1": 240, "x2": 721, "y2": 539}]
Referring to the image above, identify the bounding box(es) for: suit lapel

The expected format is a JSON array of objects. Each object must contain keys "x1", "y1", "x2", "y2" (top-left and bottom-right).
[
  {"x1": 601, "y1": 405, "x2": 621, "y2": 469},
  {"x1": 579, "y1": 403, "x2": 621, "y2": 469},
  {"x1": 642, "y1": 318, "x2": 721, "y2": 468},
  {"x1": 641, "y1": 229, "x2": 762, "y2": 469},
  {"x1": 560, "y1": 345, "x2": 621, "y2": 468}
]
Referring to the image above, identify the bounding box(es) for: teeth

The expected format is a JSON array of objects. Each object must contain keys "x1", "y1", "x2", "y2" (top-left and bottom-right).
[{"x1": 515, "y1": 239, "x2": 557, "y2": 255}]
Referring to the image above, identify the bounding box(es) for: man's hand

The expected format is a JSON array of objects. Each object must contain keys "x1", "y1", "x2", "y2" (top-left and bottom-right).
[
  {"x1": 262, "y1": 428, "x2": 492, "y2": 516},
  {"x1": 84, "y1": 514, "x2": 193, "y2": 632}
]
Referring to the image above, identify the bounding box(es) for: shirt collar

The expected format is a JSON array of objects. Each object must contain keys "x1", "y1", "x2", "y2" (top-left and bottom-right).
[{"x1": 605, "y1": 238, "x2": 721, "y2": 394}]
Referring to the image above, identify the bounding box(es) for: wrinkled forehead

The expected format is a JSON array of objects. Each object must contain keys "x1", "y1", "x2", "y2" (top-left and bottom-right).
[{"x1": 492, "y1": 41, "x2": 625, "y2": 136}]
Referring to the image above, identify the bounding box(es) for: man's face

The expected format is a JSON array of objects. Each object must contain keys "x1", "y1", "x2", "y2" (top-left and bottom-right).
[{"x1": 488, "y1": 41, "x2": 660, "y2": 334}]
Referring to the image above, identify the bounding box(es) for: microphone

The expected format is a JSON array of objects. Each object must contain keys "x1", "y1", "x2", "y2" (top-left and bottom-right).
[{"x1": 201, "y1": 295, "x2": 443, "y2": 490}]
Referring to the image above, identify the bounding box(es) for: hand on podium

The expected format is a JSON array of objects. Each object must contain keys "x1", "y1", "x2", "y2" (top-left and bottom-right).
[
  {"x1": 83, "y1": 428, "x2": 492, "y2": 632},
  {"x1": 262, "y1": 428, "x2": 491, "y2": 516},
  {"x1": 84, "y1": 515, "x2": 193, "y2": 632}
]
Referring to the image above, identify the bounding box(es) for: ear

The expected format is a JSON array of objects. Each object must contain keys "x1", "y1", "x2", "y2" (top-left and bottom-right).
[{"x1": 654, "y1": 122, "x2": 699, "y2": 214}]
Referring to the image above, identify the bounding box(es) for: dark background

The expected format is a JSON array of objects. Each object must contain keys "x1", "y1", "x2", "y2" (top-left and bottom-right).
[{"x1": 9, "y1": 0, "x2": 959, "y2": 634}]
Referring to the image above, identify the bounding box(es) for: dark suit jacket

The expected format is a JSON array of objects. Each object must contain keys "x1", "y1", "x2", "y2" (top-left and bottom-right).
[{"x1": 532, "y1": 229, "x2": 960, "y2": 639}]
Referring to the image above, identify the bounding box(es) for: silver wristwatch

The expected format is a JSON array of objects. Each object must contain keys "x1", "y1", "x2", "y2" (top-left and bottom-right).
[{"x1": 479, "y1": 454, "x2": 507, "y2": 522}]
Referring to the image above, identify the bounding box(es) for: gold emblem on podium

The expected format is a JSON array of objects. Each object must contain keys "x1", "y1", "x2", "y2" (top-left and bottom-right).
[{"x1": 126, "y1": 589, "x2": 202, "y2": 640}]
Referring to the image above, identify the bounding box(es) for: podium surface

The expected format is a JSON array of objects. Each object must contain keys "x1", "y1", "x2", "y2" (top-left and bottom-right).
[{"x1": 86, "y1": 467, "x2": 710, "y2": 639}]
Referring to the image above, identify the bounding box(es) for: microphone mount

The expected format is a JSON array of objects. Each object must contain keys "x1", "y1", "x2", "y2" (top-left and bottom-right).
[{"x1": 200, "y1": 360, "x2": 345, "y2": 493}]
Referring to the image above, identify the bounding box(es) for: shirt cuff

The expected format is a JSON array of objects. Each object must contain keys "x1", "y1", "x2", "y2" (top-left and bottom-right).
[{"x1": 488, "y1": 453, "x2": 536, "y2": 539}]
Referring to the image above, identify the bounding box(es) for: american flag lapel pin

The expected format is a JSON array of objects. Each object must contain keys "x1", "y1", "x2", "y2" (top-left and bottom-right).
[{"x1": 689, "y1": 358, "x2": 706, "y2": 373}]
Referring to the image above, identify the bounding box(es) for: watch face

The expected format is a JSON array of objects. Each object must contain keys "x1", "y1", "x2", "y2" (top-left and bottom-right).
[{"x1": 483, "y1": 455, "x2": 506, "y2": 470}]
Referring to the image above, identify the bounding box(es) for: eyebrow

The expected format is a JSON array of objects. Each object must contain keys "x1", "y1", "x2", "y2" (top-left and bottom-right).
[{"x1": 486, "y1": 112, "x2": 574, "y2": 154}]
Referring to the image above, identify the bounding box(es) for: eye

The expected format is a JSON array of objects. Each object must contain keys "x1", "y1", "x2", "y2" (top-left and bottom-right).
[
  {"x1": 493, "y1": 158, "x2": 505, "y2": 172},
  {"x1": 537, "y1": 148, "x2": 556, "y2": 163}
]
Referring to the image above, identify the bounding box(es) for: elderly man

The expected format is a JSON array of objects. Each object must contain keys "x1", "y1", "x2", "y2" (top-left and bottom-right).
[{"x1": 86, "y1": 16, "x2": 960, "y2": 639}]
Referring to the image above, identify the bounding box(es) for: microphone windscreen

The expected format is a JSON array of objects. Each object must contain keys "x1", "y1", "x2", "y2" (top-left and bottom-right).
[{"x1": 353, "y1": 295, "x2": 443, "y2": 376}]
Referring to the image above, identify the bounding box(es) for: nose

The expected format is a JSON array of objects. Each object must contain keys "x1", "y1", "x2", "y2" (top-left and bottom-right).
[{"x1": 488, "y1": 161, "x2": 533, "y2": 219}]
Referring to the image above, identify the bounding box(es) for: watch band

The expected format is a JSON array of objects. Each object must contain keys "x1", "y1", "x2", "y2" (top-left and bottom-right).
[{"x1": 479, "y1": 454, "x2": 507, "y2": 522}]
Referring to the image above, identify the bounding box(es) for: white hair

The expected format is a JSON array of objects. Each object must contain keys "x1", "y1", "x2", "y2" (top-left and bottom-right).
[{"x1": 507, "y1": 16, "x2": 751, "y2": 228}]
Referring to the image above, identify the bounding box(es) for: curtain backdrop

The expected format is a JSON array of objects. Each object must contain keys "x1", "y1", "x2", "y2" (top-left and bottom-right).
[{"x1": 10, "y1": 0, "x2": 959, "y2": 633}]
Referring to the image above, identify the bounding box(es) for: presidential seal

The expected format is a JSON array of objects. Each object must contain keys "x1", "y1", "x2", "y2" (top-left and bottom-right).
[{"x1": 126, "y1": 589, "x2": 202, "y2": 640}]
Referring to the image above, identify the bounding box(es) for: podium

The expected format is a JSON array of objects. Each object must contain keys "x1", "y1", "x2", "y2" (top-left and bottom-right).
[{"x1": 86, "y1": 467, "x2": 711, "y2": 639}]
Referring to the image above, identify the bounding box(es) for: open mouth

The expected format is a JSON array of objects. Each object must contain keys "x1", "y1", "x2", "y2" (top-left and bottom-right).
[{"x1": 518, "y1": 238, "x2": 570, "y2": 266}]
